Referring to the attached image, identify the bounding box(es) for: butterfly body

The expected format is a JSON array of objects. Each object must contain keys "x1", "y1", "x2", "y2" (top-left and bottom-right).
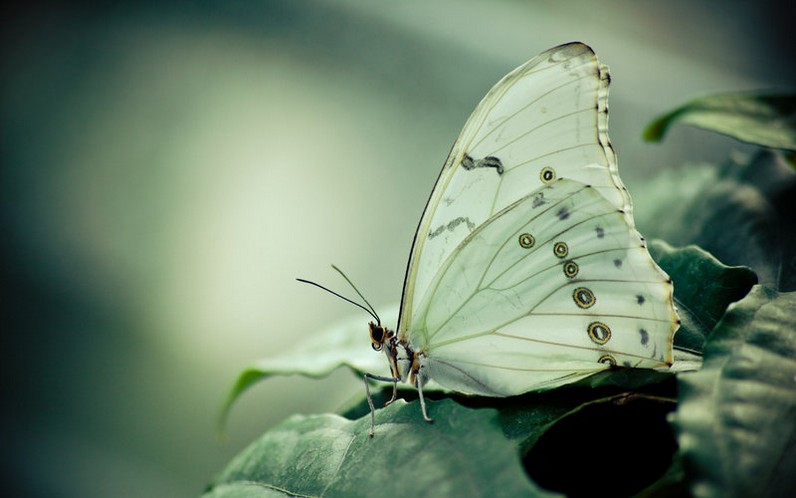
[{"x1": 360, "y1": 42, "x2": 679, "y2": 434}]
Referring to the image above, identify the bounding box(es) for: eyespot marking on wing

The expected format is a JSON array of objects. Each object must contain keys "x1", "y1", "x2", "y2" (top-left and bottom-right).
[
  {"x1": 573, "y1": 287, "x2": 595, "y2": 308},
  {"x1": 553, "y1": 241, "x2": 569, "y2": 259},
  {"x1": 563, "y1": 260, "x2": 579, "y2": 278},
  {"x1": 588, "y1": 321, "x2": 611, "y2": 345},
  {"x1": 598, "y1": 354, "x2": 617, "y2": 366},
  {"x1": 518, "y1": 233, "x2": 535, "y2": 248},
  {"x1": 540, "y1": 167, "x2": 556, "y2": 184}
]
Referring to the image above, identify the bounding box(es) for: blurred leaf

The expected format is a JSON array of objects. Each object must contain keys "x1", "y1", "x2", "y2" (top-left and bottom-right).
[
  {"x1": 218, "y1": 310, "x2": 397, "y2": 432},
  {"x1": 674, "y1": 286, "x2": 796, "y2": 498},
  {"x1": 636, "y1": 453, "x2": 690, "y2": 498},
  {"x1": 644, "y1": 93, "x2": 796, "y2": 151},
  {"x1": 635, "y1": 152, "x2": 796, "y2": 291},
  {"x1": 206, "y1": 399, "x2": 554, "y2": 497},
  {"x1": 649, "y1": 241, "x2": 757, "y2": 352}
]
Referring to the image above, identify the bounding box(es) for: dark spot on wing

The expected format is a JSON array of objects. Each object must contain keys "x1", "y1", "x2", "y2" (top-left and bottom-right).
[
  {"x1": 461, "y1": 153, "x2": 503, "y2": 175},
  {"x1": 595, "y1": 226, "x2": 604, "y2": 238},
  {"x1": 428, "y1": 216, "x2": 475, "y2": 239},
  {"x1": 557, "y1": 207, "x2": 570, "y2": 220},
  {"x1": 481, "y1": 156, "x2": 504, "y2": 175},
  {"x1": 639, "y1": 328, "x2": 649, "y2": 346},
  {"x1": 636, "y1": 295, "x2": 645, "y2": 305},
  {"x1": 613, "y1": 258, "x2": 623, "y2": 268}
]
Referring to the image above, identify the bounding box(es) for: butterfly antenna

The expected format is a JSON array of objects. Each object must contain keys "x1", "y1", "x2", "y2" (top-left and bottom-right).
[
  {"x1": 330, "y1": 265, "x2": 381, "y2": 324},
  {"x1": 296, "y1": 269, "x2": 380, "y2": 325}
]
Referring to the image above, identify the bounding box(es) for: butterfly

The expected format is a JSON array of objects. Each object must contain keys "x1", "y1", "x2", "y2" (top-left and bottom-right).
[{"x1": 308, "y1": 42, "x2": 680, "y2": 436}]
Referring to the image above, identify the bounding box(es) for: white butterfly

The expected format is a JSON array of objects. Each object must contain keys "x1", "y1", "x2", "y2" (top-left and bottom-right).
[{"x1": 351, "y1": 42, "x2": 679, "y2": 435}]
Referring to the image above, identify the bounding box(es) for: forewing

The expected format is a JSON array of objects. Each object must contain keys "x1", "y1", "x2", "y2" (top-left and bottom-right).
[
  {"x1": 411, "y1": 179, "x2": 678, "y2": 396},
  {"x1": 398, "y1": 42, "x2": 626, "y2": 338}
]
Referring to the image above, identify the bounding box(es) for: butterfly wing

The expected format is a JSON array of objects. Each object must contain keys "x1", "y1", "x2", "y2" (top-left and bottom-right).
[
  {"x1": 398, "y1": 42, "x2": 628, "y2": 339},
  {"x1": 414, "y1": 179, "x2": 678, "y2": 396}
]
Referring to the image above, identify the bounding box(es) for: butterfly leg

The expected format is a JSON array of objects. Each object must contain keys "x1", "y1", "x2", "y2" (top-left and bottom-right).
[
  {"x1": 363, "y1": 372, "x2": 400, "y2": 437},
  {"x1": 415, "y1": 376, "x2": 433, "y2": 424},
  {"x1": 384, "y1": 380, "x2": 398, "y2": 406}
]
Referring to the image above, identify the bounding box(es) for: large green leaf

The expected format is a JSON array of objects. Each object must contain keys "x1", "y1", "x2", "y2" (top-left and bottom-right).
[
  {"x1": 206, "y1": 399, "x2": 555, "y2": 497},
  {"x1": 643, "y1": 93, "x2": 796, "y2": 151},
  {"x1": 674, "y1": 286, "x2": 796, "y2": 497},
  {"x1": 211, "y1": 385, "x2": 682, "y2": 497}
]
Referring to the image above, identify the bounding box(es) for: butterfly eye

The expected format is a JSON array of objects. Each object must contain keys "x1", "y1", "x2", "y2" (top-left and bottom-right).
[{"x1": 369, "y1": 322, "x2": 387, "y2": 351}]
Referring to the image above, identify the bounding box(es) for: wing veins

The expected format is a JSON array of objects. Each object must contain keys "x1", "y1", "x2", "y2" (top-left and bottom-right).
[
  {"x1": 425, "y1": 185, "x2": 619, "y2": 341},
  {"x1": 494, "y1": 331, "x2": 670, "y2": 361},
  {"x1": 431, "y1": 330, "x2": 670, "y2": 364},
  {"x1": 423, "y1": 187, "x2": 582, "y2": 339},
  {"x1": 425, "y1": 195, "x2": 659, "y2": 346},
  {"x1": 505, "y1": 141, "x2": 594, "y2": 171},
  {"x1": 482, "y1": 204, "x2": 617, "y2": 290},
  {"x1": 484, "y1": 104, "x2": 597, "y2": 160},
  {"x1": 470, "y1": 72, "x2": 595, "y2": 153},
  {"x1": 476, "y1": 184, "x2": 590, "y2": 290}
]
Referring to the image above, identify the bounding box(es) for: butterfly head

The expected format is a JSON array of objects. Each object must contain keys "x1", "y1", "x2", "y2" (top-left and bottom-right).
[{"x1": 368, "y1": 321, "x2": 395, "y2": 352}]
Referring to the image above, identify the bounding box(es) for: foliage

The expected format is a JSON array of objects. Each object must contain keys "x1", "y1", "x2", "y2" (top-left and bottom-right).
[
  {"x1": 643, "y1": 92, "x2": 796, "y2": 152},
  {"x1": 208, "y1": 93, "x2": 796, "y2": 497}
]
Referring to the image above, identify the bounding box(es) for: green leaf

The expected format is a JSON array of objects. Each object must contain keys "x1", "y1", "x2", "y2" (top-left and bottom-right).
[
  {"x1": 673, "y1": 286, "x2": 796, "y2": 497},
  {"x1": 635, "y1": 453, "x2": 690, "y2": 498},
  {"x1": 338, "y1": 371, "x2": 676, "y2": 449},
  {"x1": 649, "y1": 241, "x2": 757, "y2": 352},
  {"x1": 211, "y1": 387, "x2": 683, "y2": 497},
  {"x1": 206, "y1": 399, "x2": 555, "y2": 497},
  {"x1": 644, "y1": 93, "x2": 796, "y2": 151},
  {"x1": 218, "y1": 310, "x2": 397, "y2": 433}
]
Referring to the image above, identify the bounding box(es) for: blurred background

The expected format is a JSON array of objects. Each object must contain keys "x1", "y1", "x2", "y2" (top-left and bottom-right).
[{"x1": 2, "y1": 0, "x2": 793, "y2": 496}]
